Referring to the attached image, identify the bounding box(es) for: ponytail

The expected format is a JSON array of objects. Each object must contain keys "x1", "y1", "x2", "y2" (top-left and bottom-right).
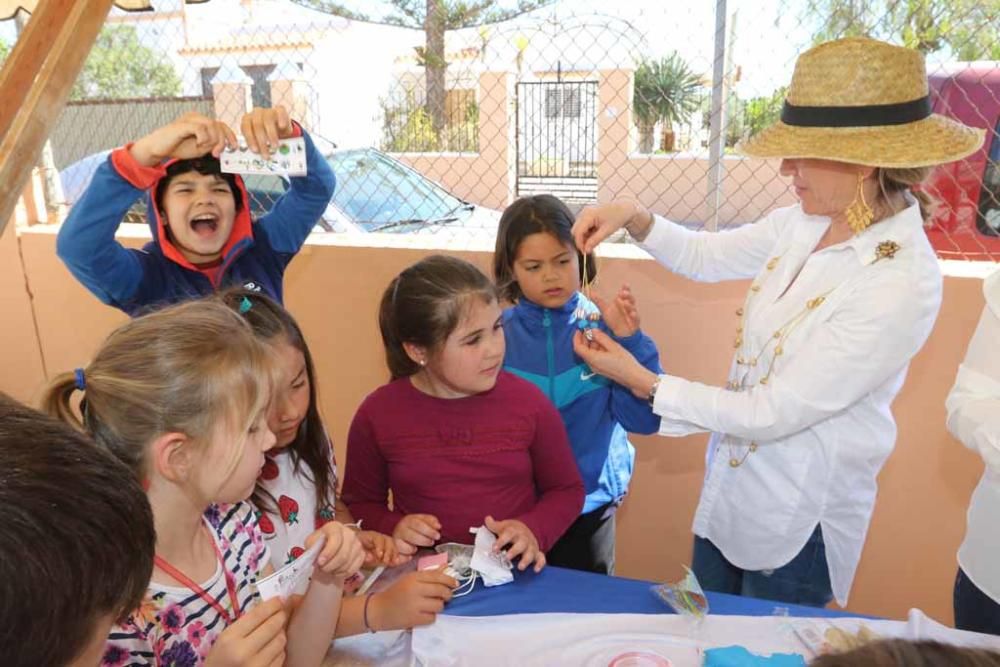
[{"x1": 41, "y1": 371, "x2": 84, "y2": 431}]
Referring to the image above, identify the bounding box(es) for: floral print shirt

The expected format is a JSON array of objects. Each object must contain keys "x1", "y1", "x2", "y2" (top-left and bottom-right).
[{"x1": 102, "y1": 502, "x2": 269, "y2": 667}]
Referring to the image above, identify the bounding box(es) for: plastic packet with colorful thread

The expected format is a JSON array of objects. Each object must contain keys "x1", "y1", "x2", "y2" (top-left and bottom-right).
[
  {"x1": 650, "y1": 566, "x2": 709, "y2": 618},
  {"x1": 434, "y1": 542, "x2": 474, "y2": 577}
]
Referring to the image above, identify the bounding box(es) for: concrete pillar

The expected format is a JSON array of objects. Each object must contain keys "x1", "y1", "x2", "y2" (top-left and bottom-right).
[
  {"x1": 267, "y1": 61, "x2": 312, "y2": 131},
  {"x1": 596, "y1": 69, "x2": 634, "y2": 205}
]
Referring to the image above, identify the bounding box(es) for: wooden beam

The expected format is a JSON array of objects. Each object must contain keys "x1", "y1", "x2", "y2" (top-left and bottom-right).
[{"x1": 0, "y1": 0, "x2": 115, "y2": 238}]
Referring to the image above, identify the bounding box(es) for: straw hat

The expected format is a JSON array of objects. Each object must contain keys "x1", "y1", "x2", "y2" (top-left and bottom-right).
[{"x1": 738, "y1": 37, "x2": 985, "y2": 168}]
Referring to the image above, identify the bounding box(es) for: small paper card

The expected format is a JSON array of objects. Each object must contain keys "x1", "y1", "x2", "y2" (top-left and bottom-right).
[
  {"x1": 220, "y1": 136, "x2": 307, "y2": 177},
  {"x1": 256, "y1": 535, "x2": 325, "y2": 601}
]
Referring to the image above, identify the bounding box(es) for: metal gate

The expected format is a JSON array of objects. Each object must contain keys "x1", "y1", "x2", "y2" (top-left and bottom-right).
[{"x1": 515, "y1": 80, "x2": 599, "y2": 203}]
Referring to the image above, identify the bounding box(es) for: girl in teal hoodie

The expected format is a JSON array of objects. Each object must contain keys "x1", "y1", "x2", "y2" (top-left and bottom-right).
[{"x1": 493, "y1": 194, "x2": 663, "y2": 574}]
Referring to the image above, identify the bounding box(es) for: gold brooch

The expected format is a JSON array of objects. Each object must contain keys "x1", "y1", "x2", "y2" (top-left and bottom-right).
[{"x1": 875, "y1": 241, "x2": 900, "y2": 261}]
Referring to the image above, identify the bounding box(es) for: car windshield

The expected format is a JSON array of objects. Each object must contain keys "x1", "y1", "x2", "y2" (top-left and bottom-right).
[{"x1": 327, "y1": 149, "x2": 465, "y2": 231}]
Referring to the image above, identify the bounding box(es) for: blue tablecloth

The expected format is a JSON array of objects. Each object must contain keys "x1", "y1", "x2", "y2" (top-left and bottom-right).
[{"x1": 445, "y1": 566, "x2": 861, "y2": 619}]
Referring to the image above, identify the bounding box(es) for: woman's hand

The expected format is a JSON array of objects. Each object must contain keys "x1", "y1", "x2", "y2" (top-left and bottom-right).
[
  {"x1": 129, "y1": 112, "x2": 238, "y2": 166},
  {"x1": 484, "y1": 515, "x2": 546, "y2": 573},
  {"x1": 573, "y1": 329, "x2": 659, "y2": 399},
  {"x1": 572, "y1": 201, "x2": 653, "y2": 253},
  {"x1": 593, "y1": 284, "x2": 640, "y2": 338},
  {"x1": 240, "y1": 106, "x2": 295, "y2": 160}
]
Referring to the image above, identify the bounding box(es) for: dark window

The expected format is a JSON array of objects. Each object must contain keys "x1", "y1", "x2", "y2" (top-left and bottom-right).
[
  {"x1": 200, "y1": 67, "x2": 220, "y2": 98},
  {"x1": 544, "y1": 85, "x2": 582, "y2": 119},
  {"x1": 545, "y1": 87, "x2": 562, "y2": 118},
  {"x1": 562, "y1": 88, "x2": 581, "y2": 118},
  {"x1": 242, "y1": 65, "x2": 277, "y2": 109}
]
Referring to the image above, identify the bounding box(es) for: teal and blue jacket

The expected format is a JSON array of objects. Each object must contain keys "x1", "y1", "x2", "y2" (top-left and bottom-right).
[{"x1": 502, "y1": 292, "x2": 663, "y2": 514}]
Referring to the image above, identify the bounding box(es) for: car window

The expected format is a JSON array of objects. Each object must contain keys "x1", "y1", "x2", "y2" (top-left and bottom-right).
[
  {"x1": 977, "y1": 117, "x2": 1000, "y2": 237},
  {"x1": 328, "y1": 149, "x2": 463, "y2": 231}
]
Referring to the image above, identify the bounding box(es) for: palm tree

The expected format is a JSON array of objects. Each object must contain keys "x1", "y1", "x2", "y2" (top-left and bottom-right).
[{"x1": 633, "y1": 54, "x2": 703, "y2": 153}]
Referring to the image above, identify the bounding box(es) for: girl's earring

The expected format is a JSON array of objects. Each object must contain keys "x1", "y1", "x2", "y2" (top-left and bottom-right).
[{"x1": 419, "y1": 359, "x2": 426, "y2": 367}]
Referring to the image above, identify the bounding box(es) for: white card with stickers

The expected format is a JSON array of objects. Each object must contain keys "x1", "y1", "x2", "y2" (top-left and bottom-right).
[
  {"x1": 220, "y1": 136, "x2": 307, "y2": 177},
  {"x1": 255, "y1": 535, "x2": 324, "y2": 601}
]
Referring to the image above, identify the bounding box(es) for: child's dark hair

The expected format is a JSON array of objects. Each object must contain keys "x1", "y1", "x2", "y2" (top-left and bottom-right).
[
  {"x1": 810, "y1": 639, "x2": 1000, "y2": 667},
  {"x1": 379, "y1": 254, "x2": 498, "y2": 380},
  {"x1": 220, "y1": 288, "x2": 333, "y2": 515},
  {"x1": 0, "y1": 394, "x2": 154, "y2": 667},
  {"x1": 154, "y1": 155, "x2": 244, "y2": 215},
  {"x1": 493, "y1": 194, "x2": 597, "y2": 303}
]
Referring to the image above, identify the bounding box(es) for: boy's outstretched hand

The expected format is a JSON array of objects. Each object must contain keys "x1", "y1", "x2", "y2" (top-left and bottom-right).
[
  {"x1": 241, "y1": 106, "x2": 295, "y2": 161},
  {"x1": 130, "y1": 112, "x2": 238, "y2": 167}
]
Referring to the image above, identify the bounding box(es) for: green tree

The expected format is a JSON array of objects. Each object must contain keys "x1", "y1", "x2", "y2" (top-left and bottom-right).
[
  {"x1": 71, "y1": 24, "x2": 181, "y2": 100},
  {"x1": 743, "y1": 86, "x2": 787, "y2": 140},
  {"x1": 805, "y1": 0, "x2": 1000, "y2": 59},
  {"x1": 0, "y1": 39, "x2": 9, "y2": 64},
  {"x1": 633, "y1": 54, "x2": 703, "y2": 153},
  {"x1": 293, "y1": 1, "x2": 552, "y2": 135}
]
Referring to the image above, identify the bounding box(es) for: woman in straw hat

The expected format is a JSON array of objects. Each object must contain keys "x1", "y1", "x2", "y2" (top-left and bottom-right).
[{"x1": 570, "y1": 36, "x2": 984, "y2": 608}]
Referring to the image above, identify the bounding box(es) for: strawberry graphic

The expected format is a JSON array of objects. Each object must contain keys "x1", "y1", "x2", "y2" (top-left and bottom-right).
[
  {"x1": 286, "y1": 546, "x2": 305, "y2": 564},
  {"x1": 278, "y1": 495, "x2": 299, "y2": 524},
  {"x1": 315, "y1": 505, "x2": 334, "y2": 529},
  {"x1": 260, "y1": 458, "x2": 279, "y2": 481},
  {"x1": 258, "y1": 512, "x2": 275, "y2": 537}
]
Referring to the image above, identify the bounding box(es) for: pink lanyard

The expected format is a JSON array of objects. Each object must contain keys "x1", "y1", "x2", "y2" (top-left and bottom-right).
[{"x1": 154, "y1": 526, "x2": 241, "y2": 624}]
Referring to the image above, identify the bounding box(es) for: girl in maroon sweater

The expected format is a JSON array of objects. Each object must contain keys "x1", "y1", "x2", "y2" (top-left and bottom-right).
[{"x1": 342, "y1": 255, "x2": 584, "y2": 572}]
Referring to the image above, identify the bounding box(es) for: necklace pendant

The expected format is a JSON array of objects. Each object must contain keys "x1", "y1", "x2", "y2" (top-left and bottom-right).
[{"x1": 729, "y1": 457, "x2": 740, "y2": 468}]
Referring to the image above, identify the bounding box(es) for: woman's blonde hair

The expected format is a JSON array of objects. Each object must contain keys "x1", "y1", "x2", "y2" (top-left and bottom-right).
[
  {"x1": 877, "y1": 166, "x2": 935, "y2": 223},
  {"x1": 43, "y1": 299, "x2": 274, "y2": 486}
]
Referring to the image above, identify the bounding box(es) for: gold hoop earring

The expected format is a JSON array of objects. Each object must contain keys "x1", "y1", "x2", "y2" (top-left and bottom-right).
[{"x1": 845, "y1": 173, "x2": 874, "y2": 235}]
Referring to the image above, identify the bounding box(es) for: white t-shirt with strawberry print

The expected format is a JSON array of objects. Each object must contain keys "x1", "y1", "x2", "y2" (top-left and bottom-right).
[{"x1": 254, "y1": 447, "x2": 337, "y2": 570}]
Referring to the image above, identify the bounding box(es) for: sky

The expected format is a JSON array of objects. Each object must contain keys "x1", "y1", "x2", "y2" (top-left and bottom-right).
[
  {"x1": 0, "y1": 0, "x2": 982, "y2": 100},
  {"x1": 0, "y1": 0, "x2": 812, "y2": 99}
]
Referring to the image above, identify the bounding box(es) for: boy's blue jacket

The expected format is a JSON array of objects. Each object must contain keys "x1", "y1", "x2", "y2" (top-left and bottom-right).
[
  {"x1": 502, "y1": 292, "x2": 663, "y2": 514},
  {"x1": 56, "y1": 126, "x2": 335, "y2": 316}
]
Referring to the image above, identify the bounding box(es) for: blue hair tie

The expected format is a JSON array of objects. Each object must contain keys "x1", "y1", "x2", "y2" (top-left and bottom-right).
[
  {"x1": 239, "y1": 297, "x2": 252, "y2": 314},
  {"x1": 74, "y1": 368, "x2": 86, "y2": 392}
]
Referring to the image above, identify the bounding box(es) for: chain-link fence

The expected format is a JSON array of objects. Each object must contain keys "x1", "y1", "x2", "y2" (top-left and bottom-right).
[{"x1": 2, "y1": 0, "x2": 998, "y2": 259}]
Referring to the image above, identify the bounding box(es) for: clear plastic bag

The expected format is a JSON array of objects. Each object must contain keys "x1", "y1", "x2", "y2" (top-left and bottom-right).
[{"x1": 650, "y1": 566, "x2": 709, "y2": 618}]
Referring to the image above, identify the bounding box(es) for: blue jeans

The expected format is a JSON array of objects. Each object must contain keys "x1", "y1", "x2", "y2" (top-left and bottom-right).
[
  {"x1": 692, "y1": 525, "x2": 833, "y2": 607},
  {"x1": 954, "y1": 567, "x2": 1000, "y2": 635}
]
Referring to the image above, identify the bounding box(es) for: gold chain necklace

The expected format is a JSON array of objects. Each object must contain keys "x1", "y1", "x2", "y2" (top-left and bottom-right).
[{"x1": 724, "y1": 240, "x2": 901, "y2": 468}]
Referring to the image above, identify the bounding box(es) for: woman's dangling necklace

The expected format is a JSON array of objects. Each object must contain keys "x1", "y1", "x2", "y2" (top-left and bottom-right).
[{"x1": 724, "y1": 238, "x2": 903, "y2": 468}]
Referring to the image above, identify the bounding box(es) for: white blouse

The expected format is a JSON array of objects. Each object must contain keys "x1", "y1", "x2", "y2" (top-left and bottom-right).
[
  {"x1": 947, "y1": 269, "x2": 1000, "y2": 603},
  {"x1": 643, "y1": 203, "x2": 943, "y2": 606}
]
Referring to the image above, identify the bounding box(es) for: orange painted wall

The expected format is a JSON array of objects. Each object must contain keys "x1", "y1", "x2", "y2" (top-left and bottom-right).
[
  {"x1": 0, "y1": 224, "x2": 45, "y2": 403},
  {"x1": 9, "y1": 227, "x2": 990, "y2": 623}
]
